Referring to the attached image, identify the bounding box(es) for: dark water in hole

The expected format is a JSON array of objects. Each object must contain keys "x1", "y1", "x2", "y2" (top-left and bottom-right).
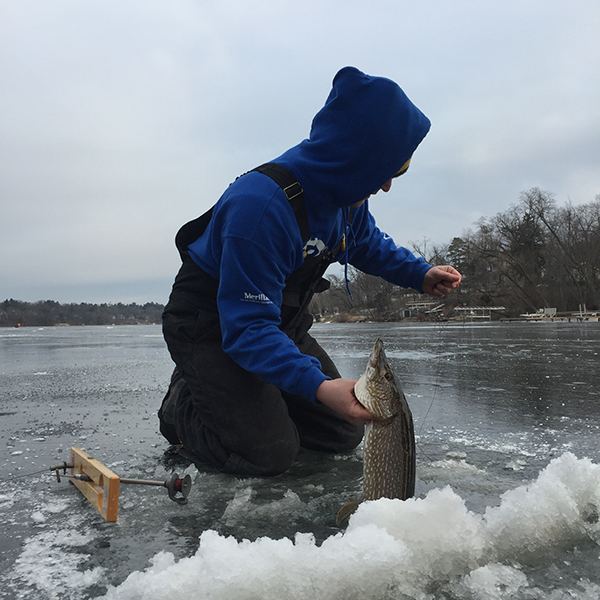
[{"x1": 1, "y1": 322, "x2": 600, "y2": 599}]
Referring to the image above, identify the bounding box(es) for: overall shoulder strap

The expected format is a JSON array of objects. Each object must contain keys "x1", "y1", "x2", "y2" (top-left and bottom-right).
[
  {"x1": 175, "y1": 207, "x2": 214, "y2": 260},
  {"x1": 253, "y1": 163, "x2": 310, "y2": 244},
  {"x1": 176, "y1": 163, "x2": 310, "y2": 261}
]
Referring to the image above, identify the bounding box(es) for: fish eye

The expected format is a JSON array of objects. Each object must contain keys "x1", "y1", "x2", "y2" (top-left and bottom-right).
[{"x1": 384, "y1": 372, "x2": 393, "y2": 382}]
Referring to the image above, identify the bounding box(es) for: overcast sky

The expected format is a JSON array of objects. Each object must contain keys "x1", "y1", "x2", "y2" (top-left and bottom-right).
[{"x1": 1, "y1": 0, "x2": 599, "y2": 304}]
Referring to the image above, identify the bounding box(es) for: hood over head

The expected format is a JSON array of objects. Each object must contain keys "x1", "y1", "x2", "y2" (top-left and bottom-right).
[{"x1": 276, "y1": 66, "x2": 431, "y2": 208}]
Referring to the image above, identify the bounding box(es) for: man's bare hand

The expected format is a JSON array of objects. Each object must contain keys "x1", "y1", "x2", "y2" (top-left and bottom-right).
[
  {"x1": 315, "y1": 378, "x2": 373, "y2": 425},
  {"x1": 422, "y1": 265, "x2": 462, "y2": 297}
]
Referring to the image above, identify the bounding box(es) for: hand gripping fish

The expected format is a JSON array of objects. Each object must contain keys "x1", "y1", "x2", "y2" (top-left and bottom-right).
[{"x1": 336, "y1": 338, "x2": 416, "y2": 527}]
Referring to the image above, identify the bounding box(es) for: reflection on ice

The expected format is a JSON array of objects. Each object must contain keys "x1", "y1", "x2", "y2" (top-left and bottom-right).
[{"x1": 100, "y1": 453, "x2": 600, "y2": 600}]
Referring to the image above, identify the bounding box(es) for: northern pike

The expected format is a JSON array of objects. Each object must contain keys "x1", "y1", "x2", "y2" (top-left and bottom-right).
[{"x1": 336, "y1": 338, "x2": 416, "y2": 526}]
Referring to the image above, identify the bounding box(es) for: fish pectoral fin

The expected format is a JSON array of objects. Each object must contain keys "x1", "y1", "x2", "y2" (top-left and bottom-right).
[{"x1": 335, "y1": 500, "x2": 361, "y2": 528}]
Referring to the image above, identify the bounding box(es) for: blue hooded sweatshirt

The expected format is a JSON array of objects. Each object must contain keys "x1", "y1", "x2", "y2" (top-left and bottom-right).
[{"x1": 187, "y1": 67, "x2": 432, "y2": 402}]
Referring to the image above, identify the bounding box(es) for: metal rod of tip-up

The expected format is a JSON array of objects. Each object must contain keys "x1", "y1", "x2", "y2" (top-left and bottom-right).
[{"x1": 49, "y1": 458, "x2": 193, "y2": 506}]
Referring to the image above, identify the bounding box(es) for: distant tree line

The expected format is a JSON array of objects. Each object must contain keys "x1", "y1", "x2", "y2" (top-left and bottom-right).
[
  {"x1": 312, "y1": 188, "x2": 600, "y2": 320},
  {"x1": 0, "y1": 299, "x2": 164, "y2": 327},
  {"x1": 438, "y1": 188, "x2": 600, "y2": 315}
]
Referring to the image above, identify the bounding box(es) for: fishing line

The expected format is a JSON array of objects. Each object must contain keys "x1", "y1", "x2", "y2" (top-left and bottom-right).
[
  {"x1": 4, "y1": 459, "x2": 74, "y2": 481},
  {"x1": 417, "y1": 319, "x2": 450, "y2": 436},
  {"x1": 415, "y1": 318, "x2": 451, "y2": 463},
  {"x1": 5, "y1": 466, "x2": 56, "y2": 480}
]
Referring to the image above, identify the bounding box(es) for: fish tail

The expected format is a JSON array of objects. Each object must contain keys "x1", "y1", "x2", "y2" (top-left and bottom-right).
[{"x1": 335, "y1": 500, "x2": 361, "y2": 527}]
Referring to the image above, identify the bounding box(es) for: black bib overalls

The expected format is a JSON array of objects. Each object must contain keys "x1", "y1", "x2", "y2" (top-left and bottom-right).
[{"x1": 159, "y1": 165, "x2": 363, "y2": 476}]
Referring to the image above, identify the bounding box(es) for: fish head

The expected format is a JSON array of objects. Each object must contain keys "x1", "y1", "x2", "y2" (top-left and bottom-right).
[{"x1": 354, "y1": 338, "x2": 402, "y2": 420}]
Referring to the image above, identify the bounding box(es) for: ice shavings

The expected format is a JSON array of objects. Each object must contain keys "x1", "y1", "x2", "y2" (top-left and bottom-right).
[
  {"x1": 452, "y1": 563, "x2": 530, "y2": 599},
  {"x1": 222, "y1": 487, "x2": 308, "y2": 527},
  {"x1": 484, "y1": 452, "x2": 600, "y2": 559},
  {"x1": 99, "y1": 453, "x2": 600, "y2": 600},
  {"x1": 13, "y1": 526, "x2": 105, "y2": 598},
  {"x1": 101, "y1": 526, "x2": 411, "y2": 600},
  {"x1": 350, "y1": 488, "x2": 484, "y2": 583},
  {"x1": 31, "y1": 511, "x2": 46, "y2": 524}
]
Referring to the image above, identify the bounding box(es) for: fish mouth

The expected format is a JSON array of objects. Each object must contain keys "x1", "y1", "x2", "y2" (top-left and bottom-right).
[
  {"x1": 354, "y1": 338, "x2": 388, "y2": 416},
  {"x1": 368, "y1": 338, "x2": 384, "y2": 369},
  {"x1": 365, "y1": 338, "x2": 387, "y2": 383}
]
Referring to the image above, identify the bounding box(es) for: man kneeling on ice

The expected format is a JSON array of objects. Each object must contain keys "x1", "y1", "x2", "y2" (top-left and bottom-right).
[{"x1": 158, "y1": 66, "x2": 461, "y2": 476}]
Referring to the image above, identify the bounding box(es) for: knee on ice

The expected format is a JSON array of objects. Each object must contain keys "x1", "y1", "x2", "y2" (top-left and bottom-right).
[{"x1": 228, "y1": 439, "x2": 299, "y2": 477}]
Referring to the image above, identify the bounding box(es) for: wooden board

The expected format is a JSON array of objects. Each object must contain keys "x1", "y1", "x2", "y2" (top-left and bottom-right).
[{"x1": 69, "y1": 447, "x2": 120, "y2": 522}]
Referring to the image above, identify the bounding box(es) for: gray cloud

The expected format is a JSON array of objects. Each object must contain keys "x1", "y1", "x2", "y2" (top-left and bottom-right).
[{"x1": 1, "y1": 0, "x2": 599, "y2": 303}]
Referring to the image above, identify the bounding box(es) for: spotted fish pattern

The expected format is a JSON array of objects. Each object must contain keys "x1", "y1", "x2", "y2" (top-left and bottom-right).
[{"x1": 336, "y1": 338, "x2": 416, "y2": 526}]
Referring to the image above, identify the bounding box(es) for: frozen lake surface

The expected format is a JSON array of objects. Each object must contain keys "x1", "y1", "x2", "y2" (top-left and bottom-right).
[{"x1": 2, "y1": 321, "x2": 600, "y2": 599}]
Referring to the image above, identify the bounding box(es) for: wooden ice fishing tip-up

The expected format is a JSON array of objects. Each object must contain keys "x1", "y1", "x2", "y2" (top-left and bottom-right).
[{"x1": 49, "y1": 447, "x2": 192, "y2": 522}]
